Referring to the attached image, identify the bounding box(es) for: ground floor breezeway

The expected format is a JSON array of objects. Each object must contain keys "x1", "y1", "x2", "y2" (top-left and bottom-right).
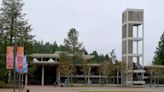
[
  {"x1": 28, "y1": 64, "x2": 122, "y2": 86},
  {"x1": 27, "y1": 53, "x2": 164, "y2": 86},
  {"x1": 29, "y1": 65, "x2": 57, "y2": 85}
]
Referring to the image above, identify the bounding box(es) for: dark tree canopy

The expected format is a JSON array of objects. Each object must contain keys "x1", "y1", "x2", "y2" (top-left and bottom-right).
[
  {"x1": 0, "y1": 0, "x2": 34, "y2": 54},
  {"x1": 153, "y1": 32, "x2": 164, "y2": 65},
  {"x1": 32, "y1": 41, "x2": 58, "y2": 53}
]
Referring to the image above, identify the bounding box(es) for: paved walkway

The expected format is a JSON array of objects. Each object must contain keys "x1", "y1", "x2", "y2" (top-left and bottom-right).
[{"x1": 0, "y1": 86, "x2": 164, "y2": 92}]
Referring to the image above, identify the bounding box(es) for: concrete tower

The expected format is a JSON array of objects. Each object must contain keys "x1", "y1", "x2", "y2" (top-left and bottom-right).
[{"x1": 122, "y1": 9, "x2": 145, "y2": 86}]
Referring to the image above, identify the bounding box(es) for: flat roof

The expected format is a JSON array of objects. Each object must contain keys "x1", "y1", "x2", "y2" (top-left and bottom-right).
[
  {"x1": 122, "y1": 8, "x2": 144, "y2": 14},
  {"x1": 31, "y1": 52, "x2": 94, "y2": 60}
]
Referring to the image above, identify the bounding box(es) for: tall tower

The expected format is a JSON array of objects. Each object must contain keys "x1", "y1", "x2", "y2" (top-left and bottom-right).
[{"x1": 122, "y1": 9, "x2": 145, "y2": 86}]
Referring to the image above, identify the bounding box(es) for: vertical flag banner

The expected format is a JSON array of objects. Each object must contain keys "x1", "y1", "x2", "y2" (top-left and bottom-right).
[
  {"x1": 22, "y1": 55, "x2": 28, "y2": 73},
  {"x1": 16, "y1": 55, "x2": 28, "y2": 73},
  {"x1": 6, "y1": 46, "x2": 14, "y2": 69},
  {"x1": 16, "y1": 47, "x2": 24, "y2": 69}
]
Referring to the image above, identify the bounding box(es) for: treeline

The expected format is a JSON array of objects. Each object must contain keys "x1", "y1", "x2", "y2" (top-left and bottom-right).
[{"x1": 32, "y1": 41, "x2": 61, "y2": 53}]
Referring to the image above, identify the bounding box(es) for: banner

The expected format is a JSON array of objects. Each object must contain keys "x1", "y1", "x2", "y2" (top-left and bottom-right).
[
  {"x1": 22, "y1": 55, "x2": 28, "y2": 73},
  {"x1": 16, "y1": 47, "x2": 24, "y2": 69},
  {"x1": 6, "y1": 46, "x2": 14, "y2": 69},
  {"x1": 16, "y1": 56, "x2": 28, "y2": 73}
]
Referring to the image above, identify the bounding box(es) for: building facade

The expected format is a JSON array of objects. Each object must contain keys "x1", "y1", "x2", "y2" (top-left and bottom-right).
[{"x1": 28, "y1": 51, "x2": 121, "y2": 86}]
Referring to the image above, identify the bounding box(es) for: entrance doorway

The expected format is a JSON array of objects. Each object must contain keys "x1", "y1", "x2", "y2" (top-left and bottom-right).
[
  {"x1": 28, "y1": 65, "x2": 57, "y2": 85},
  {"x1": 44, "y1": 65, "x2": 56, "y2": 85}
]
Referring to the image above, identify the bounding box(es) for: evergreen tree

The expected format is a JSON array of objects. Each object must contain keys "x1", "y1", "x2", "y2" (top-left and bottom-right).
[
  {"x1": 0, "y1": 0, "x2": 34, "y2": 53},
  {"x1": 64, "y1": 28, "x2": 83, "y2": 54},
  {"x1": 64, "y1": 28, "x2": 84, "y2": 64},
  {"x1": 153, "y1": 32, "x2": 164, "y2": 65},
  {"x1": 0, "y1": 0, "x2": 34, "y2": 83},
  {"x1": 58, "y1": 28, "x2": 84, "y2": 85},
  {"x1": 32, "y1": 41, "x2": 59, "y2": 53},
  {"x1": 90, "y1": 51, "x2": 105, "y2": 63}
]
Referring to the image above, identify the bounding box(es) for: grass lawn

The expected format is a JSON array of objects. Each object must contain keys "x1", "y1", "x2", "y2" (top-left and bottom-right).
[{"x1": 80, "y1": 91, "x2": 149, "y2": 92}]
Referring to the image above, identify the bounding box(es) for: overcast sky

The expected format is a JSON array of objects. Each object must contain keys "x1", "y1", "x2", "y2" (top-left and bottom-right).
[{"x1": 15, "y1": 0, "x2": 164, "y2": 65}]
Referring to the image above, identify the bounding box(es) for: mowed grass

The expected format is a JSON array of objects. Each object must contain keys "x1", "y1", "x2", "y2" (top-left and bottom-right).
[{"x1": 80, "y1": 91, "x2": 150, "y2": 92}]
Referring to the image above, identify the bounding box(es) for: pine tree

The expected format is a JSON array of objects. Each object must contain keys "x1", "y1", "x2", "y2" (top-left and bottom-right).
[
  {"x1": 0, "y1": 0, "x2": 34, "y2": 83},
  {"x1": 153, "y1": 32, "x2": 164, "y2": 65},
  {"x1": 64, "y1": 28, "x2": 83, "y2": 54},
  {"x1": 64, "y1": 28, "x2": 84, "y2": 64},
  {"x1": 0, "y1": 0, "x2": 34, "y2": 54}
]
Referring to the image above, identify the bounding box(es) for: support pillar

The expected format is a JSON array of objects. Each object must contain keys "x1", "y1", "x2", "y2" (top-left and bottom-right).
[
  {"x1": 117, "y1": 70, "x2": 119, "y2": 84},
  {"x1": 8, "y1": 70, "x2": 12, "y2": 84},
  {"x1": 87, "y1": 66, "x2": 91, "y2": 84},
  {"x1": 99, "y1": 73, "x2": 101, "y2": 85},
  {"x1": 25, "y1": 73, "x2": 28, "y2": 86},
  {"x1": 41, "y1": 65, "x2": 44, "y2": 86},
  {"x1": 106, "y1": 75, "x2": 108, "y2": 84},
  {"x1": 57, "y1": 71, "x2": 60, "y2": 86}
]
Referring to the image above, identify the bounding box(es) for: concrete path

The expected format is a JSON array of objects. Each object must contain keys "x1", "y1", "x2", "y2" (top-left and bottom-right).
[{"x1": 0, "y1": 85, "x2": 164, "y2": 92}]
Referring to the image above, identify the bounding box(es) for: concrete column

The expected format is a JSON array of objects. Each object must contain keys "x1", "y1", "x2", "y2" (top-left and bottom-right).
[
  {"x1": 25, "y1": 73, "x2": 28, "y2": 86},
  {"x1": 41, "y1": 65, "x2": 44, "y2": 86},
  {"x1": 8, "y1": 70, "x2": 12, "y2": 84},
  {"x1": 87, "y1": 66, "x2": 91, "y2": 84},
  {"x1": 150, "y1": 69, "x2": 152, "y2": 87},
  {"x1": 99, "y1": 72, "x2": 101, "y2": 85},
  {"x1": 106, "y1": 75, "x2": 108, "y2": 84},
  {"x1": 117, "y1": 66, "x2": 119, "y2": 84},
  {"x1": 57, "y1": 69, "x2": 60, "y2": 86}
]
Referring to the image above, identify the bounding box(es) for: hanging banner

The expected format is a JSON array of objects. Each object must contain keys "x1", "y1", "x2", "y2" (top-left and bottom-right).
[
  {"x1": 6, "y1": 46, "x2": 14, "y2": 69},
  {"x1": 16, "y1": 47, "x2": 24, "y2": 69},
  {"x1": 23, "y1": 55, "x2": 28, "y2": 73},
  {"x1": 16, "y1": 55, "x2": 28, "y2": 73},
  {"x1": 22, "y1": 55, "x2": 28, "y2": 73}
]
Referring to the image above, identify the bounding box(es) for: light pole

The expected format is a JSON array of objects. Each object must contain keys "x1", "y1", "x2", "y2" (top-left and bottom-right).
[
  {"x1": 12, "y1": 0, "x2": 17, "y2": 92},
  {"x1": 13, "y1": 30, "x2": 17, "y2": 92}
]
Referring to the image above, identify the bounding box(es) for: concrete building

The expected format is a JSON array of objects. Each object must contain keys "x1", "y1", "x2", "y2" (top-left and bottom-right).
[
  {"x1": 30, "y1": 51, "x2": 94, "y2": 86},
  {"x1": 26, "y1": 51, "x2": 122, "y2": 86},
  {"x1": 122, "y1": 8, "x2": 145, "y2": 86},
  {"x1": 27, "y1": 51, "x2": 119, "y2": 86}
]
